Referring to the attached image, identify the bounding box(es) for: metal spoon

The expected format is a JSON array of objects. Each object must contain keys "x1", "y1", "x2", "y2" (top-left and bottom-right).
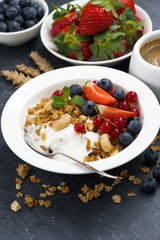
[{"x1": 25, "y1": 139, "x2": 121, "y2": 180}]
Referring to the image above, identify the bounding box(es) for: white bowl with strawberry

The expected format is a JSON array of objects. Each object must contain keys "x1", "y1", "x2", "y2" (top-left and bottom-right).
[
  {"x1": 1, "y1": 66, "x2": 160, "y2": 175},
  {"x1": 40, "y1": 0, "x2": 152, "y2": 66}
]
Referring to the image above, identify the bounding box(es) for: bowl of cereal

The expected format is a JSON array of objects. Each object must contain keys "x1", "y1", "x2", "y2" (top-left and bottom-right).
[
  {"x1": 40, "y1": 0, "x2": 152, "y2": 66},
  {"x1": 0, "y1": 0, "x2": 49, "y2": 46},
  {"x1": 1, "y1": 66, "x2": 160, "y2": 174}
]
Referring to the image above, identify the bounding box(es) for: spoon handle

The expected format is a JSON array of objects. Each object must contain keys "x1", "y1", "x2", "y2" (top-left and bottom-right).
[{"x1": 54, "y1": 152, "x2": 121, "y2": 179}]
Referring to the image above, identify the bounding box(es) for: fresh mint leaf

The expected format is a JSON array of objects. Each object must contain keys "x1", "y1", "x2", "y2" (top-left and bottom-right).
[
  {"x1": 52, "y1": 96, "x2": 66, "y2": 109},
  {"x1": 70, "y1": 95, "x2": 85, "y2": 107},
  {"x1": 62, "y1": 86, "x2": 70, "y2": 100}
]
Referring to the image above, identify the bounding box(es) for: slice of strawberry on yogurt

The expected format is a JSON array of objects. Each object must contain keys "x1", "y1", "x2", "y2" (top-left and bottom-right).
[
  {"x1": 84, "y1": 81, "x2": 117, "y2": 106},
  {"x1": 96, "y1": 104, "x2": 136, "y2": 121}
]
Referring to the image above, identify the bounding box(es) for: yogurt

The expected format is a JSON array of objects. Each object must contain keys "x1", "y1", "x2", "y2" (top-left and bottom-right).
[{"x1": 24, "y1": 123, "x2": 100, "y2": 162}]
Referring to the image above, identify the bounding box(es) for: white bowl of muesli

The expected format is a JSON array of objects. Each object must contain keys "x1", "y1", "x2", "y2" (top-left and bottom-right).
[{"x1": 1, "y1": 66, "x2": 160, "y2": 174}]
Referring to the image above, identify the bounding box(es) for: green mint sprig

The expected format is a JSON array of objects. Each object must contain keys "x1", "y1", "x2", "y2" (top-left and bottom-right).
[{"x1": 52, "y1": 86, "x2": 85, "y2": 109}]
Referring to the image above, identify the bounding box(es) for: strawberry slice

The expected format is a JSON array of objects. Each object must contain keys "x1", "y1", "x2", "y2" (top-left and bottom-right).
[
  {"x1": 96, "y1": 104, "x2": 136, "y2": 121},
  {"x1": 84, "y1": 81, "x2": 117, "y2": 106}
]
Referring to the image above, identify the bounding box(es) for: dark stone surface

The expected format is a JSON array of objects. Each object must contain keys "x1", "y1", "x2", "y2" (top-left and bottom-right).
[{"x1": 0, "y1": 0, "x2": 160, "y2": 239}]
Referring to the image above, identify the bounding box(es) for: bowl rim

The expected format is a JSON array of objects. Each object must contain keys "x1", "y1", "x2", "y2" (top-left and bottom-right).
[
  {"x1": 40, "y1": 1, "x2": 153, "y2": 66},
  {"x1": 131, "y1": 30, "x2": 160, "y2": 71},
  {"x1": 1, "y1": 66, "x2": 160, "y2": 175},
  {"x1": 0, "y1": 0, "x2": 49, "y2": 35}
]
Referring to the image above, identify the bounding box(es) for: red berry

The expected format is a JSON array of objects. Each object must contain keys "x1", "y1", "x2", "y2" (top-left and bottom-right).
[
  {"x1": 93, "y1": 116, "x2": 103, "y2": 127},
  {"x1": 130, "y1": 107, "x2": 140, "y2": 117},
  {"x1": 114, "y1": 117, "x2": 126, "y2": 129},
  {"x1": 118, "y1": 100, "x2": 130, "y2": 110},
  {"x1": 93, "y1": 80, "x2": 98, "y2": 85},
  {"x1": 74, "y1": 123, "x2": 85, "y2": 133},
  {"x1": 81, "y1": 94, "x2": 88, "y2": 100},
  {"x1": 126, "y1": 91, "x2": 138, "y2": 103},
  {"x1": 110, "y1": 128, "x2": 121, "y2": 139},
  {"x1": 52, "y1": 90, "x2": 63, "y2": 97},
  {"x1": 100, "y1": 121, "x2": 112, "y2": 134},
  {"x1": 108, "y1": 89, "x2": 114, "y2": 96}
]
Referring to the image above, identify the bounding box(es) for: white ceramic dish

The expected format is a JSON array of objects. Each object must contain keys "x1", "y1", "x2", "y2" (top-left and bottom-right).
[
  {"x1": 1, "y1": 66, "x2": 160, "y2": 175},
  {"x1": 0, "y1": 0, "x2": 49, "y2": 46},
  {"x1": 129, "y1": 30, "x2": 160, "y2": 102},
  {"x1": 40, "y1": 0, "x2": 152, "y2": 66}
]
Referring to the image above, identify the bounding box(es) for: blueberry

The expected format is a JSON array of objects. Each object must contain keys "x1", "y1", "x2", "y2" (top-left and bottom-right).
[
  {"x1": 22, "y1": 6, "x2": 37, "y2": 20},
  {"x1": 113, "y1": 89, "x2": 125, "y2": 101},
  {"x1": 127, "y1": 119, "x2": 142, "y2": 136},
  {"x1": 118, "y1": 132, "x2": 133, "y2": 146},
  {"x1": 153, "y1": 166, "x2": 160, "y2": 181},
  {"x1": 142, "y1": 177, "x2": 157, "y2": 193},
  {"x1": 127, "y1": 115, "x2": 139, "y2": 124},
  {"x1": 19, "y1": 0, "x2": 31, "y2": 7},
  {"x1": 24, "y1": 19, "x2": 35, "y2": 28},
  {"x1": 0, "y1": 21, "x2": 7, "y2": 32},
  {"x1": 4, "y1": 0, "x2": 12, "y2": 4},
  {"x1": 81, "y1": 101, "x2": 96, "y2": 116},
  {"x1": 9, "y1": 2, "x2": 21, "y2": 13},
  {"x1": 0, "y1": 2, "x2": 5, "y2": 13},
  {"x1": 36, "y1": 6, "x2": 44, "y2": 19},
  {"x1": 8, "y1": 20, "x2": 20, "y2": 31},
  {"x1": 69, "y1": 84, "x2": 83, "y2": 98},
  {"x1": 144, "y1": 149, "x2": 158, "y2": 164},
  {"x1": 15, "y1": 14, "x2": 24, "y2": 25},
  {"x1": 0, "y1": 13, "x2": 5, "y2": 21},
  {"x1": 97, "y1": 78, "x2": 112, "y2": 92},
  {"x1": 5, "y1": 6, "x2": 18, "y2": 19}
]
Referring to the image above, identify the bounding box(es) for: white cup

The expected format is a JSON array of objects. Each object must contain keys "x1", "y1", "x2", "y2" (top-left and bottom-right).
[{"x1": 129, "y1": 30, "x2": 160, "y2": 102}]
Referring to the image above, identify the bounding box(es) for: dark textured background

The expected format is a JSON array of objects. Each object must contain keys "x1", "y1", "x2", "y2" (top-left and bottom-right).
[{"x1": 0, "y1": 0, "x2": 160, "y2": 239}]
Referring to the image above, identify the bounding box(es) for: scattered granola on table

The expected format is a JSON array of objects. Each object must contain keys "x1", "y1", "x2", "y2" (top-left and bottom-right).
[
  {"x1": 11, "y1": 200, "x2": 21, "y2": 212},
  {"x1": 16, "y1": 163, "x2": 29, "y2": 179}
]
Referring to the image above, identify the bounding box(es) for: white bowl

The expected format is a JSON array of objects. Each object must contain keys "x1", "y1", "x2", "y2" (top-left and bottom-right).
[
  {"x1": 40, "y1": 0, "x2": 152, "y2": 66},
  {"x1": 1, "y1": 66, "x2": 160, "y2": 175},
  {"x1": 129, "y1": 30, "x2": 160, "y2": 102},
  {"x1": 0, "y1": 0, "x2": 49, "y2": 46}
]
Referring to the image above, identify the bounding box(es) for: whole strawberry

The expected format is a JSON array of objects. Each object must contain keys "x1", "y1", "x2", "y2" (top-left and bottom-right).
[
  {"x1": 79, "y1": 0, "x2": 124, "y2": 36},
  {"x1": 52, "y1": 24, "x2": 92, "y2": 61},
  {"x1": 116, "y1": 0, "x2": 136, "y2": 16},
  {"x1": 118, "y1": 8, "x2": 144, "y2": 47},
  {"x1": 51, "y1": 3, "x2": 79, "y2": 36},
  {"x1": 89, "y1": 25, "x2": 126, "y2": 60}
]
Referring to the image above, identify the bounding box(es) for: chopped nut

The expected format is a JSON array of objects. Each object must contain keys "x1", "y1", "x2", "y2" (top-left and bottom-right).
[
  {"x1": 16, "y1": 183, "x2": 21, "y2": 190},
  {"x1": 39, "y1": 193, "x2": 47, "y2": 198},
  {"x1": 30, "y1": 175, "x2": 42, "y2": 183},
  {"x1": 128, "y1": 175, "x2": 135, "y2": 181},
  {"x1": 133, "y1": 177, "x2": 141, "y2": 185},
  {"x1": 120, "y1": 169, "x2": 129, "y2": 178},
  {"x1": 57, "y1": 186, "x2": 62, "y2": 190},
  {"x1": 141, "y1": 166, "x2": 150, "y2": 174},
  {"x1": 93, "y1": 190, "x2": 101, "y2": 199},
  {"x1": 94, "y1": 183, "x2": 104, "y2": 192},
  {"x1": 11, "y1": 200, "x2": 21, "y2": 212},
  {"x1": 53, "y1": 115, "x2": 70, "y2": 132},
  {"x1": 15, "y1": 178, "x2": 22, "y2": 184},
  {"x1": 104, "y1": 185, "x2": 113, "y2": 192},
  {"x1": 45, "y1": 190, "x2": 55, "y2": 196},
  {"x1": 48, "y1": 186, "x2": 57, "y2": 192},
  {"x1": 61, "y1": 186, "x2": 70, "y2": 194},
  {"x1": 42, "y1": 184, "x2": 51, "y2": 188},
  {"x1": 16, "y1": 192, "x2": 23, "y2": 198},
  {"x1": 16, "y1": 163, "x2": 29, "y2": 179},
  {"x1": 100, "y1": 134, "x2": 114, "y2": 152},
  {"x1": 112, "y1": 194, "x2": 121, "y2": 204},
  {"x1": 60, "y1": 182, "x2": 66, "y2": 186},
  {"x1": 127, "y1": 193, "x2": 136, "y2": 197},
  {"x1": 150, "y1": 145, "x2": 160, "y2": 151},
  {"x1": 44, "y1": 200, "x2": 52, "y2": 208},
  {"x1": 38, "y1": 199, "x2": 45, "y2": 206},
  {"x1": 84, "y1": 155, "x2": 99, "y2": 162},
  {"x1": 25, "y1": 195, "x2": 35, "y2": 208}
]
